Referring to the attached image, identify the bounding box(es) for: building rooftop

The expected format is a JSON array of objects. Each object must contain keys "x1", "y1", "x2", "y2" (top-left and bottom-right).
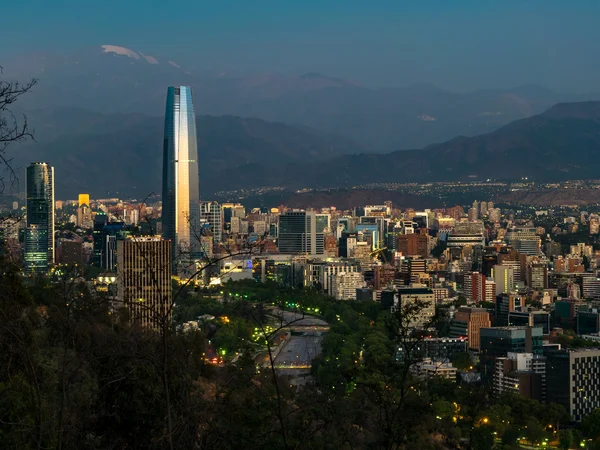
[{"x1": 398, "y1": 288, "x2": 434, "y2": 295}]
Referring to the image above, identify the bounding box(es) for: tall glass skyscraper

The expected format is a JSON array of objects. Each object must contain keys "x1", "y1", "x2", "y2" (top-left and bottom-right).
[
  {"x1": 25, "y1": 162, "x2": 54, "y2": 274},
  {"x1": 161, "y1": 86, "x2": 200, "y2": 260}
]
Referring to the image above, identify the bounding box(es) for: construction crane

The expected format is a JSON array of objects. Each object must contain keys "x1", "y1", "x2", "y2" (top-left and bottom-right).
[{"x1": 369, "y1": 247, "x2": 389, "y2": 264}]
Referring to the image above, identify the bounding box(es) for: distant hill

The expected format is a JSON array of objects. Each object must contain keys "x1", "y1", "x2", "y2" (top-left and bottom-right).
[
  {"x1": 496, "y1": 188, "x2": 600, "y2": 206},
  {"x1": 10, "y1": 108, "x2": 361, "y2": 198},
  {"x1": 206, "y1": 101, "x2": 600, "y2": 191},
  {"x1": 7, "y1": 45, "x2": 600, "y2": 150},
  {"x1": 282, "y1": 189, "x2": 442, "y2": 210}
]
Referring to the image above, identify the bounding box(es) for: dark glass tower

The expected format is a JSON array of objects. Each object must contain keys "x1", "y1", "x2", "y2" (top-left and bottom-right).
[
  {"x1": 25, "y1": 162, "x2": 54, "y2": 274},
  {"x1": 161, "y1": 86, "x2": 200, "y2": 259},
  {"x1": 278, "y1": 211, "x2": 325, "y2": 255}
]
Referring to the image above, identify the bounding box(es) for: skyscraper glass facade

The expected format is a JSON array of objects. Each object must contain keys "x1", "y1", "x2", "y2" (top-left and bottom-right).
[
  {"x1": 162, "y1": 86, "x2": 200, "y2": 259},
  {"x1": 278, "y1": 211, "x2": 325, "y2": 255},
  {"x1": 25, "y1": 162, "x2": 55, "y2": 274}
]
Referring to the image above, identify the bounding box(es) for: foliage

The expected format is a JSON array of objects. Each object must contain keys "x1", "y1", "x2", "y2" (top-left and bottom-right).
[
  {"x1": 582, "y1": 408, "x2": 600, "y2": 442},
  {"x1": 0, "y1": 265, "x2": 593, "y2": 450},
  {"x1": 559, "y1": 429, "x2": 573, "y2": 450}
]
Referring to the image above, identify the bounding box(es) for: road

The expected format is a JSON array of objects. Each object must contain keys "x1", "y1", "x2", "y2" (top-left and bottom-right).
[{"x1": 273, "y1": 333, "x2": 324, "y2": 369}]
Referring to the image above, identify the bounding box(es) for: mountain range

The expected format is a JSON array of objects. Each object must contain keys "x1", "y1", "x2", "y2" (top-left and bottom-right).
[
  {"x1": 10, "y1": 108, "x2": 359, "y2": 198},
  {"x1": 6, "y1": 45, "x2": 600, "y2": 150},
  {"x1": 212, "y1": 101, "x2": 600, "y2": 191},
  {"x1": 4, "y1": 45, "x2": 600, "y2": 198},
  {"x1": 9, "y1": 100, "x2": 600, "y2": 198}
]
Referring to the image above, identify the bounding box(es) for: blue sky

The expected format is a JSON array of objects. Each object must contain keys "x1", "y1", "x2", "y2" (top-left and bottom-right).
[{"x1": 3, "y1": 0, "x2": 600, "y2": 92}]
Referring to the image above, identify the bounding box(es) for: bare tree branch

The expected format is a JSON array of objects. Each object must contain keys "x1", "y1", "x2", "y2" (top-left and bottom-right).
[{"x1": 0, "y1": 67, "x2": 37, "y2": 192}]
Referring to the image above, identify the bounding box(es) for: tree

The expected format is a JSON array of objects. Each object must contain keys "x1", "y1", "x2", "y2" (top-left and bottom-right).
[
  {"x1": 501, "y1": 424, "x2": 522, "y2": 448},
  {"x1": 0, "y1": 69, "x2": 36, "y2": 191},
  {"x1": 524, "y1": 418, "x2": 546, "y2": 446},
  {"x1": 431, "y1": 239, "x2": 447, "y2": 258},
  {"x1": 582, "y1": 408, "x2": 600, "y2": 441},
  {"x1": 559, "y1": 429, "x2": 573, "y2": 450},
  {"x1": 471, "y1": 424, "x2": 495, "y2": 450},
  {"x1": 450, "y1": 351, "x2": 472, "y2": 371}
]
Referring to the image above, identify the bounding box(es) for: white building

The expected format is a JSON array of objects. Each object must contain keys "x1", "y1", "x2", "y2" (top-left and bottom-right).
[
  {"x1": 393, "y1": 286, "x2": 436, "y2": 329},
  {"x1": 494, "y1": 352, "x2": 546, "y2": 400},
  {"x1": 330, "y1": 272, "x2": 366, "y2": 300},
  {"x1": 411, "y1": 358, "x2": 457, "y2": 381},
  {"x1": 303, "y1": 259, "x2": 361, "y2": 294},
  {"x1": 200, "y1": 201, "x2": 223, "y2": 243},
  {"x1": 492, "y1": 265, "x2": 515, "y2": 295}
]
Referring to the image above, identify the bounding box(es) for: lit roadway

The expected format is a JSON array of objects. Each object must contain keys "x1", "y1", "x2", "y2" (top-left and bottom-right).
[
  {"x1": 273, "y1": 333, "x2": 324, "y2": 369},
  {"x1": 262, "y1": 308, "x2": 329, "y2": 371}
]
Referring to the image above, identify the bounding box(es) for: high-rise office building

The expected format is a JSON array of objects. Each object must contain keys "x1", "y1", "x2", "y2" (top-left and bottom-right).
[
  {"x1": 25, "y1": 162, "x2": 54, "y2": 273},
  {"x1": 397, "y1": 231, "x2": 428, "y2": 257},
  {"x1": 505, "y1": 227, "x2": 541, "y2": 256},
  {"x1": 102, "y1": 222, "x2": 127, "y2": 271},
  {"x1": 546, "y1": 349, "x2": 600, "y2": 421},
  {"x1": 526, "y1": 261, "x2": 548, "y2": 290},
  {"x1": 479, "y1": 326, "x2": 543, "y2": 382},
  {"x1": 92, "y1": 211, "x2": 108, "y2": 265},
  {"x1": 117, "y1": 236, "x2": 172, "y2": 330},
  {"x1": 278, "y1": 211, "x2": 325, "y2": 255},
  {"x1": 161, "y1": 86, "x2": 200, "y2": 260},
  {"x1": 495, "y1": 293, "x2": 524, "y2": 326},
  {"x1": 492, "y1": 264, "x2": 515, "y2": 295},
  {"x1": 449, "y1": 307, "x2": 491, "y2": 350},
  {"x1": 200, "y1": 201, "x2": 223, "y2": 243},
  {"x1": 464, "y1": 272, "x2": 496, "y2": 303},
  {"x1": 508, "y1": 310, "x2": 550, "y2": 334}
]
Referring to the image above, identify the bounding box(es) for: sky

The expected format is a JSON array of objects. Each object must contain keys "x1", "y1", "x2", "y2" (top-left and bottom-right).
[{"x1": 2, "y1": 0, "x2": 600, "y2": 92}]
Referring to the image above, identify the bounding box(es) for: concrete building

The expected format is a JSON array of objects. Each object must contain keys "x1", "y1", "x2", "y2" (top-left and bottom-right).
[
  {"x1": 394, "y1": 287, "x2": 436, "y2": 329},
  {"x1": 200, "y1": 201, "x2": 223, "y2": 243},
  {"x1": 397, "y1": 337, "x2": 467, "y2": 361},
  {"x1": 492, "y1": 265, "x2": 515, "y2": 295},
  {"x1": 464, "y1": 272, "x2": 496, "y2": 303},
  {"x1": 449, "y1": 306, "x2": 491, "y2": 350},
  {"x1": 479, "y1": 326, "x2": 544, "y2": 382},
  {"x1": 493, "y1": 352, "x2": 546, "y2": 401},
  {"x1": 496, "y1": 293, "x2": 525, "y2": 326},
  {"x1": 447, "y1": 222, "x2": 485, "y2": 250},
  {"x1": 527, "y1": 261, "x2": 548, "y2": 290},
  {"x1": 505, "y1": 227, "x2": 541, "y2": 256},
  {"x1": 411, "y1": 358, "x2": 457, "y2": 381},
  {"x1": 117, "y1": 236, "x2": 172, "y2": 330},
  {"x1": 397, "y1": 231, "x2": 428, "y2": 257},
  {"x1": 583, "y1": 278, "x2": 600, "y2": 300},
  {"x1": 330, "y1": 272, "x2": 366, "y2": 300},
  {"x1": 303, "y1": 259, "x2": 361, "y2": 294},
  {"x1": 57, "y1": 239, "x2": 83, "y2": 265}
]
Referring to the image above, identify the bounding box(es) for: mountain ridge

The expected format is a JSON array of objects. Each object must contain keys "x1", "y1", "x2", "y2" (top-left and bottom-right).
[
  {"x1": 7, "y1": 45, "x2": 600, "y2": 150},
  {"x1": 205, "y1": 100, "x2": 600, "y2": 191}
]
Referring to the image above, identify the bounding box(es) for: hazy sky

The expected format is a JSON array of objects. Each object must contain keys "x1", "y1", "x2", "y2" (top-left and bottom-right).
[{"x1": 3, "y1": 0, "x2": 600, "y2": 92}]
